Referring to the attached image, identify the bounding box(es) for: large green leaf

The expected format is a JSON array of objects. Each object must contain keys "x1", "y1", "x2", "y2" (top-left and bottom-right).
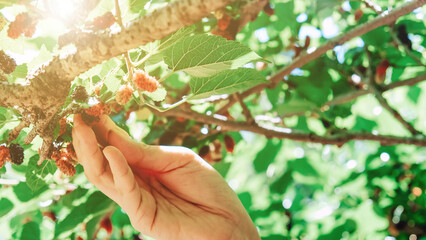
[
  {"x1": 20, "y1": 222, "x2": 40, "y2": 240},
  {"x1": 163, "y1": 34, "x2": 262, "y2": 77},
  {"x1": 189, "y1": 68, "x2": 267, "y2": 100}
]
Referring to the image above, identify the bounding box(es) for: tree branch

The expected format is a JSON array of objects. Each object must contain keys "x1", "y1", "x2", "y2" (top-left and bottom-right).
[
  {"x1": 324, "y1": 73, "x2": 426, "y2": 106},
  {"x1": 151, "y1": 108, "x2": 426, "y2": 147},
  {"x1": 217, "y1": 0, "x2": 426, "y2": 113}
]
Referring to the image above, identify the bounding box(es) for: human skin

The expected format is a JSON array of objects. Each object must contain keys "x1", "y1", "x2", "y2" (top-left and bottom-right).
[{"x1": 72, "y1": 115, "x2": 260, "y2": 240}]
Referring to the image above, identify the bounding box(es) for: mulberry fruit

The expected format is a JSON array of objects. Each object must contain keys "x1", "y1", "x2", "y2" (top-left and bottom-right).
[
  {"x1": 116, "y1": 84, "x2": 134, "y2": 105},
  {"x1": 55, "y1": 159, "x2": 76, "y2": 176},
  {"x1": 7, "y1": 12, "x2": 37, "y2": 39},
  {"x1": 0, "y1": 146, "x2": 10, "y2": 169},
  {"x1": 224, "y1": 135, "x2": 235, "y2": 154},
  {"x1": 99, "y1": 216, "x2": 113, "y2": 234},
  {"x1": 71, "y1": 86, "x2": 89, "y2": 102},
  {"x1": 92, "y1": 12, "x2": 116, "y2": 30},
  {"x1": 58, "y1": 118, "x2": 67, "y2": 136},
  {"x1": 9, "y1": 143, "x2": 24, "y2": 165},
  {"x1": 0, "y1": 50, "x2": 17, "y2": 74},
  {"x1": 132, "y1": 70, "x2": 159, "y2": 93}
]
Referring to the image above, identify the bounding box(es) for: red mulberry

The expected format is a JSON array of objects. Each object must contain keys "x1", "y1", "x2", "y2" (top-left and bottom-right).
[
  {"x1": 55, "y1": 159, "x2": 76, "y2": 176},
  {"x1": 116, "y1": 84, "x2": 134, "y2": 105},
  {"x1": 132, "y1": 70, "x2": 159, "y2": 93}
]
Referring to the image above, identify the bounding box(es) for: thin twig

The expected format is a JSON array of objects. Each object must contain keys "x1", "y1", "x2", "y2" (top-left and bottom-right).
[
  {"x1": 365, "y1": 47, "x2": 420, "y2": 136},
  {"x1": 234, "y1": 93, "x2": 255, "y2": 124},
  {"x1": 115, "y1": 0, "x2": 134, "y2": 81}
]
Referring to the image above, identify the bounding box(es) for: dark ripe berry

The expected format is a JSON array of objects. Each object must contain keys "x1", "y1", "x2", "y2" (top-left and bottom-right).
[
  {"x1": 0, "y1": 50, "x2": 17, "y2": 74},
  {"x1": 396, "y1": 24, "x2": 412, "y2": 50},
  {"x1": 81, "y1": 111, "x2": 100, "y2": 125},
  {"x1": 71, "y1": 86, "x2": 89, "y2": 102},
  {"x1": 99, "y1": 216, "x2": 113, "y2": 234},
  {"x1": 263, "y1": 4, "x2": 275, "y2": 16},
  {"x1": 42, "y1": 211, "x2": 57, "y2": 221},
  {"x1": 224, "y1": 135, "x2": 235, "y2": 154},
  {"x1": 199, "y1": 145, "x2": 211, "y2": 160},
  {"x1": 92, "y1": 12, "x2": 116, "y2": 30},
  {"x1": 9, "y1": 143, "x2": 24, "y2": 165},
  {"x1": 132, "y1": 70, "x2": 159, "y2": 93}
]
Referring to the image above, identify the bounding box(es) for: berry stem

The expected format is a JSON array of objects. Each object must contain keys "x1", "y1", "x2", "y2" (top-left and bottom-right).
[{"x1": 114, "y1": 0, "x2": 134, "y2": 82}]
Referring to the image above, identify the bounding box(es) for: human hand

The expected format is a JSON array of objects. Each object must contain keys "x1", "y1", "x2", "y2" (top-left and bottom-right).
[{"x1": 72, "y1": 115, "x2": 260, "y2": 240}]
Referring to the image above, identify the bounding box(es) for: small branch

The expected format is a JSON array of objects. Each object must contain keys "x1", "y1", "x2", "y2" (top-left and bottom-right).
[
  {"x1": 7, "y1": 119, "x2": 30, "y2": 143},
  {"x1": 234, "y1": 93, "x2": 254, "y2": 124},
  {"x1": 324, "y1": 73, "x2": 426, "y2": 106},
  {"x1": 115, "y1": 0, "x2": 134, "y2": 81},
  {"x1": 232, "y1": 0, "x2": 426, "y2": 105},
  {"x1": 150, "y1": 108, "x2": 426, "y2": 147},
  {"x1": 365, "y1": 47, "x2": 420, "y2": 136}
]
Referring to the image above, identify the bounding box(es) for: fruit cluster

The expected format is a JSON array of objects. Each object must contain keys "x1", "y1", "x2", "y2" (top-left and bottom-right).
[
  {"x1": 0, "y1": 50, "x2": 17, "y2": 74},
  {"x1": 81, "y1": 102, "x2": 111, "y2": 125},
  {"x1": 7, "y1": 12, "x2": 38, "y2": 39},
  {"x1": 51, "y1": 143, "x2": 77, "y2": 176},
  {"x1": 0, "y1": 144, "x2": 25, "y2": 169},
  {"x1": 71, "y1": 86, "x2": 89, "y2": 102}
]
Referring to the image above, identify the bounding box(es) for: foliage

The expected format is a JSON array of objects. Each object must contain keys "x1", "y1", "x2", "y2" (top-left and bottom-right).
[{"x1": 0, "y1": 0, "x2": 426, "y2": 239}]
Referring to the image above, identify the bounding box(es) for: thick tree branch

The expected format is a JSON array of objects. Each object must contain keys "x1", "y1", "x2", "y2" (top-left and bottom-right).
[{"x1": 151, "y1": 108, "x2": 426, "y2": 147}]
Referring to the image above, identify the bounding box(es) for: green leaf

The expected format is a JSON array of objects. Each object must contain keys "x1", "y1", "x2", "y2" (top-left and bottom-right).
[
  {"x1": 163, "y1": 34, "x2": 262, "y2": 77},
  {"x1": 25, "y1": 156, "x2": 56, "y2": 192},
  {"x1": 55, "y1": 191, "x2": 114, "y2": 237},
  {"x1": 270, "y1": 170, "x2": 292, "y2": 194},
  {"x1": 0, "y1": 198, "x2": 14, "y2": 217},
  {"x1": 20, "y1": 222, "x2": 40, "y2": 240},
  {"x1": 253, "y1": 139, "x2": 283, "y2": 173},
  {"x1": 157, "y1": 26, "x2": 196, "y2": 52},
  {"x1": 144, "y1": 87, "x2": 167, "y2": 102},
  {"x1": 13, "y1": 182, "x2": 48, "y2": 202},
  {"x1": 189, "y1": 68, "x2": 267, "y2": 100}
]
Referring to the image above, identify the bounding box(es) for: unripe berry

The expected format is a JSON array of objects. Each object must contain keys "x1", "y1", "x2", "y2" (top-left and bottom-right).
[
  {"x1": 116, "y1": 84, "x2": 134, "y2": 105},
  {"x1": 7, "y1": 12, "x2": 37, "y2": 39},
  {"x1": 132, "y1": 70, "x2": 159, "y2": 93}
]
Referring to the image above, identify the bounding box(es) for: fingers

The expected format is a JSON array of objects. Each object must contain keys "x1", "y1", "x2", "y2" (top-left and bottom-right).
[
  {"x1": 103, "y1": 146, "x2": 156, "y2": 228},
  {"x1": 92, "y1": 115, "x2": 143, "y2": 164},
  {"x1": 72, "y1": 114, "x2": 113, "y2": 186}
]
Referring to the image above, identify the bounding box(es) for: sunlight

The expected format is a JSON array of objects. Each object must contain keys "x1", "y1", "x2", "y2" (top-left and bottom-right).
[{"x1": 46, "y1": 0, "x2": 78, "y2": 20}]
